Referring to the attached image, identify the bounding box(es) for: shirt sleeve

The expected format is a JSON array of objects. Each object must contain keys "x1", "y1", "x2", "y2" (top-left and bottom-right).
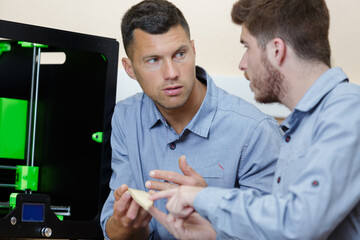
[
  {"x1": 194, "y1": 91, "x2": 360, "y2": 239},
  {"x1": 99, "y1": 105, "x2": 137, "y2": 239},
  {"x1": 237, "y1": 117, "x2": 281, "y2": 194}
]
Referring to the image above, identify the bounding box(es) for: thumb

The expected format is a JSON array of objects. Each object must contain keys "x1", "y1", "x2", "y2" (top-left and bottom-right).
[
  {"x1": 179, "y1": 155, "x2": 197, "y2": 177},
  {"x1": 148, "y1": 205, "x2": 167, "y2": 225},
  {"x1": 114, "y1": 184, "x2": 128, "y2": 200}
]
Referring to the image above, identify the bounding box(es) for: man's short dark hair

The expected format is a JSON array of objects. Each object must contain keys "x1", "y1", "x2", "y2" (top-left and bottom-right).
[
  {"x1": 121, "y1": 0, "x2": 190, "y2": 58},
  {"x1": 232, "y1": 0, "x2": 331, "y2": 67}
]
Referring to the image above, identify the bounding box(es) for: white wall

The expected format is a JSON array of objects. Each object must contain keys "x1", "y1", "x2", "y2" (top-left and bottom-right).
[{"x1": 1, "y1": 0, "x2": 359, "y2": 117}]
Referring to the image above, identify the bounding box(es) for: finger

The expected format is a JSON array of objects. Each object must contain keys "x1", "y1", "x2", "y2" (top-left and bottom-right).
[
  {"x1": 148, "y1": 190, "x2": 157, "y2": 195},
  {"x1": 183, "y1": 206, "x2": 195, "y2": 218},
  {"x1": 121, "y1": 199, "x2": 140, "y2": 227},
  {"x1": 140, "y1": 213, "x2": 153, "y2": 227},
  {"x1": 179, "y1": 156, "x2": 205, "y2": 182},
  {"x1": 133, "y1": 208, "x2": 152, "y2": 228},
  {"x1": 149, "y1": 170, "x2": 186, "y2": 185},
  {"x1": 178, "y1": 155, "x2": 200, "y2": 178},
  {"x1": 167, "y1": 213, "x2": 176, "y2": 224},
  {"x1": 127, "y1": 198, "x2": 141, "y2": 221},
  {"x1": 178, "y1": 155, "x2": 193, "y2": 176},
  {"x1": 146, "y1": 180, "x2": 178, "y2": 191},
  {"x1": 148, "y1": 207, "x2": 181, "y2": 239},
  {"x1": 113, "y1": 191, "x2": 132, "y2": 221},
  {"x1": 148, "y1": 205, "x2": 169, "y2": 227},
  {"x1": 165, "y1": 196, "x2": 195, "y2": 219},
  {"x1": 184, "y1": 212, "x2": 204, "y2": 224},
  {"x1": 165, "y1": 214, "x2": 181, "y2": 239},
  {"x1": 114, "y1": 184, "x2": 129, "y2": 201},
  {"x1": 148, "y1": 188, "x2": 177, "y2": 201},
  {"x1": 173, "y1": 217, "x2": 184, "y2": 232},
  {"x1": 114, "y1": 191, "x2": 132, "y2": 213},
  {"x1": 178, "y1": 157, "x2": 208, "y2": 187},
  {"x1": 148, "y1": 188, "x2": 173, "y2": 202}
]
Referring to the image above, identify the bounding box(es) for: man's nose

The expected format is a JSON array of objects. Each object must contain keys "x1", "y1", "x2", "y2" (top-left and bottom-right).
[
  {"x1": 163, "y1": 60, "x2": 179, "y2": 80},
  {"x1": 238, "y1": 55, "x2": 247, "y2": 71}
]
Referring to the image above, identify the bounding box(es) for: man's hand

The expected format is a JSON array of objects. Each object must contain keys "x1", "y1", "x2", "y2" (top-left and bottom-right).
[
  {"x1": 149, "y1": 186, "x2": 203, "y2": 219},
  {"x1": 146, "y1": 156, "x2": 207, "y2": 191},
  {"x1": 148, "y1": 205, "x2": 216, "y2": 240},
  {"x1": 147, "y1": 182, "x2": 214, "y2": 239},
  {"x1": 113, "y1": 184, "x2": 152, "y2": 228},
  {"x1": 105, "y1": 184, "x2": 152, "y2": 239}
]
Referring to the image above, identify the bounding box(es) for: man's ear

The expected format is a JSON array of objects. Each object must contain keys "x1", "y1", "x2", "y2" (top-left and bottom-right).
[
  {"x1": 267, "y1": 38, "x2": 286, "y2": 66},
  {"x1": 191, "y1": 40, "x2": 196, "y2": 57},
  {"x1": 122, "y1": 57, "x2": 137, "y2": 80}
]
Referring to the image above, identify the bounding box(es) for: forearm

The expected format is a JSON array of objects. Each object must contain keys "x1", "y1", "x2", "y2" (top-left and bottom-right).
[{"x1": 105, "y1": 215, "x2": 150, "y2": 240}]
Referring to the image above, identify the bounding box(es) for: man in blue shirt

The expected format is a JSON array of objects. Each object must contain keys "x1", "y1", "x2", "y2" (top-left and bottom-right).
[
  {"x1": 100, "y1": 0, "x2": 281, "y2": 239},
  {"x1": 149, "y1": 0, "x2": 360, "y2": 239}
]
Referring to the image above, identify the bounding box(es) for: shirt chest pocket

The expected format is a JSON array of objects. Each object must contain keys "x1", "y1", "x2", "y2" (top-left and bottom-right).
[{"x1": 194, "y1": 163, "x2": 224, "y2": 187}]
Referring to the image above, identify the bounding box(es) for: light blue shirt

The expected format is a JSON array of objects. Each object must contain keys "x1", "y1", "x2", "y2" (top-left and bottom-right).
[
  {"x1": 195, "y1": 67, "x2": 360, "y2": 239},
  {"x1": 100, "y1": 66, "x2": 282, "y2": 239}
]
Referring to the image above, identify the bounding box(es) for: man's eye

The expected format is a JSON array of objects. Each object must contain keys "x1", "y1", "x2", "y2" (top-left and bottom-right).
[
  {"x1": 176, "y1": 52, "x2": 185, "y2": 58},
  {"x1": 147, "y1": 58, "x2": 158, "y2": 64}
]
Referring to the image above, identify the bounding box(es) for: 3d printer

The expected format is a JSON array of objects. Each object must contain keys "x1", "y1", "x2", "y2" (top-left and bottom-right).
[{"x1": 0, "y1": 19, "x2": 118, "y2": 239}]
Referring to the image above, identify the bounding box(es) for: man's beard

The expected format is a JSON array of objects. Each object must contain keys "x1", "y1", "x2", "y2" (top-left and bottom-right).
[{"x1": 251, "y1": 54, "x2": 285, "y2": 104}]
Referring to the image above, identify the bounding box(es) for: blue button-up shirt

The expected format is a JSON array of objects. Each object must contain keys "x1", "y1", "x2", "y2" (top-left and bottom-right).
[
  {"x1": 195, "y1": 67, "x2": 360, "y2": 239},
  {"x1": 100, "y1": 66, "x2": 282, "y2": 239}
]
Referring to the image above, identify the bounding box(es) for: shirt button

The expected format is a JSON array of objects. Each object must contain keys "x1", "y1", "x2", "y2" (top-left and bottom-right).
[
  {"x1": 277, "y1": 177, "x2": 281, "y2": 183},
  {"x1": 169, "y1": 142, "x2": 176, "y2": 150},
  {"x1": 285, "y1": 136, "x2": 291, "y2": 142},
  {"x1": 312, "y1": 180, "x2": 319, "y2": 187}
]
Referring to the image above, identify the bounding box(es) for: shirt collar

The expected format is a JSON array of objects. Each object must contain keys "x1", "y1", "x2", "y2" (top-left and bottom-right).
[
  {"x1": 281, "y1": 67, "x2": 348, "y2": 130},
  {"x1": 146, "y1": 66, "x2": 217, "y2": 138},
  {"x1": 295, "y1": 67, "x2": 348, "y2": 112},
  {"x1": 185, "y1": 66, "x2": 217, "y2": 138},
  {"x1": 146, "y1": 96, "x2": 163, "y2": 129}
]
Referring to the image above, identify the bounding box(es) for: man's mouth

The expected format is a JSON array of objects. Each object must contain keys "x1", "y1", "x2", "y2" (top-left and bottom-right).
[{"x1": 163, "y1": 86, "x2": 183, "y2": 96}]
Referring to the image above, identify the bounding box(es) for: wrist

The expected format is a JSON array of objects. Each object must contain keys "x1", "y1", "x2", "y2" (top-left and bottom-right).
[
  {"x1": 185, "y1": 186, "x2": 203, "y2": 206},
  {"x1": 106, "y1": 216, "x2": 144, "y2": 240}
]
